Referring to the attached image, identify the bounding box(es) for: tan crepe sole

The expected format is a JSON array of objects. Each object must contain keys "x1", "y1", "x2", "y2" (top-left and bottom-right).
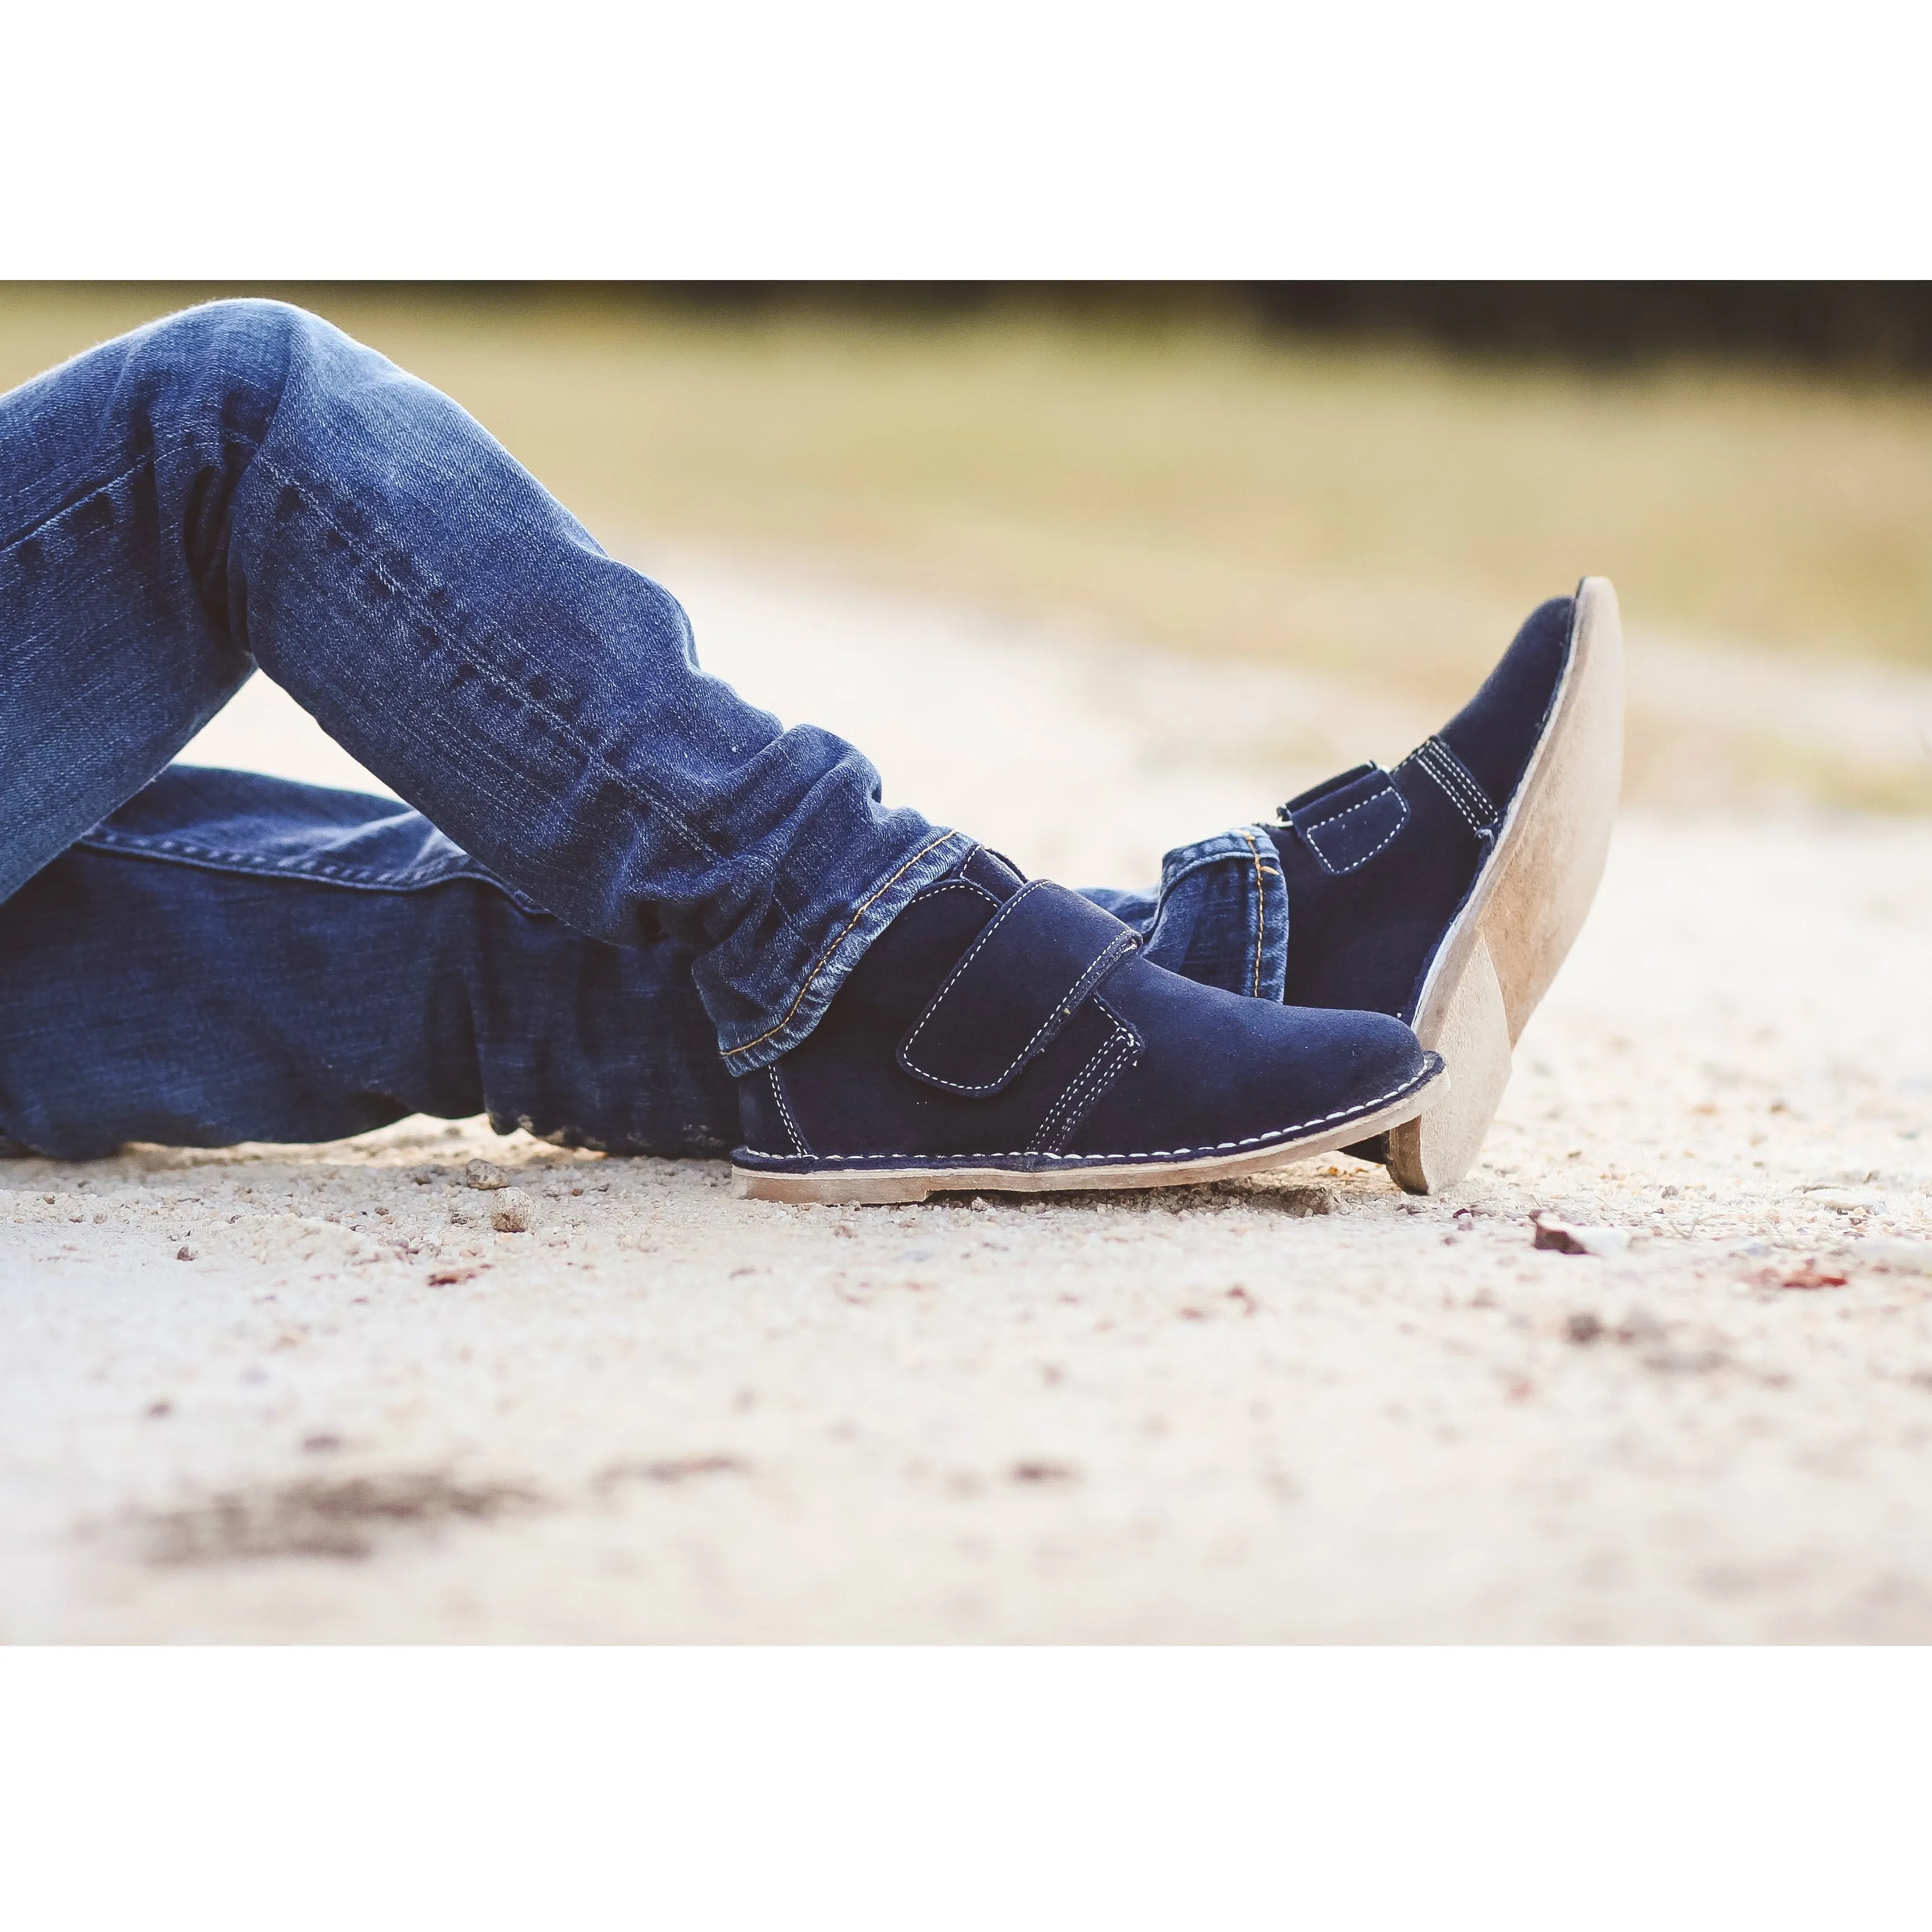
[
  {"x1": 731, "y1": 1066, "x2": 1447, "y2": 1206},
  {"x1": 1385, "y1": 576, "x2": 1625, "y2": 1195}
]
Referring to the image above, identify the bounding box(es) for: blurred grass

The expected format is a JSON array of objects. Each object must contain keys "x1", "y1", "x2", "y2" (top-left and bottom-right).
[{"x1": 6, "y1": 282, "x2": 1932, "y2": 803}]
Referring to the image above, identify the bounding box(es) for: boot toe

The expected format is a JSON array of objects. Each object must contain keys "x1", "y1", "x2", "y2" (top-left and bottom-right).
[{"x1": 1061, "y1": 956, "x2": 1434, "y2": 1162}]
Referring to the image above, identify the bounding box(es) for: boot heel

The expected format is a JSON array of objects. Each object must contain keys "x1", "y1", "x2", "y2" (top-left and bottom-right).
[{"x1": 1387, "y1": 933, "x2": 1510, "y2": 1195}]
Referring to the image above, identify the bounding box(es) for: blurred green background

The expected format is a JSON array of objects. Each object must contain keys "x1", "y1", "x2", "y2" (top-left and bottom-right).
[{"x1": 6, "y1": 282, "x2": 1931, "y2": 810}]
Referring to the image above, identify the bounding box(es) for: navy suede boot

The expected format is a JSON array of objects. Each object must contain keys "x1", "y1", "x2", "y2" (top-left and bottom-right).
[
  {"x1": 1267, "y1": 577, "x2": 1623, "y2": 1195},
  {"x1": 732, "y1": 846, "x2": 1445, "y2": 1204}
]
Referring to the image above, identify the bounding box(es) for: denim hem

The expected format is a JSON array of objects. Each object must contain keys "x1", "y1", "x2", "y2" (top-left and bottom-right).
[
  {"x1": 1136, "y1": 824, "x2": 1288, "y2": 1004},
  {"x1": 717, "y1": 828, "x2": 970, "y2": 1077}
]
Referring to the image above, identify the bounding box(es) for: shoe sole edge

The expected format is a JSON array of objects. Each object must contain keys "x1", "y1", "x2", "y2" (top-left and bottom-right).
[
  {"x1": 1388, "y1": 576, "x2": 1624, "y2": 1195},
  {"x1": 731, "y1": 1063, "x2": 1448, "y2": 1205}
]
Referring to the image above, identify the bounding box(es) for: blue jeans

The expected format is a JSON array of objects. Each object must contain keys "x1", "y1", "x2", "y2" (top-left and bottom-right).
[{"x1": 0, "y1": 301, "x2": 1287, "y2": 1159}]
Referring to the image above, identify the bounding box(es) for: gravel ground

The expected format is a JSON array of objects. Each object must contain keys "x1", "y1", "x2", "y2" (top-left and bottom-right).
[{"x1": 4, "y1": 558, "x2": 1931, "y2": 1643}]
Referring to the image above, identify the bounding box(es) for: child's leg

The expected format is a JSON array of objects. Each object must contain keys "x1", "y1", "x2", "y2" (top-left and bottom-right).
[
  {"x1": 0, "y1": 768, "x2": 1290, "y2": 1160},
  {"x1": 0, "y1": 768, "x2": 736, "y2": 1159},
  {"x1": 0, "y1": 302, "x2": 1446, "y2": 1196},
  {"x1": 0, "y1": 299, "x2": 961, "y2": 1075}
]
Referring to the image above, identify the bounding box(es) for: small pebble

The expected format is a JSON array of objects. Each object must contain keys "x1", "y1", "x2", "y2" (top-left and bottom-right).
[
  {"x1": 490, "y1": 1192, "x2": 533, "y2": 1234},
  {"x1": 1532, "y1": 1214, "x2": 1630, "y2": 1257}
]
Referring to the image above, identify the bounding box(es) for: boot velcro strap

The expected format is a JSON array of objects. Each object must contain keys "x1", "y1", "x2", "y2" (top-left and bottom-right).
[
  {"x1": 1292, "y1": 766, "x2": 1411, "y2": 875},
  {"x1": 898, "y1": 881, "x2": 1137, "y2": 1095}
]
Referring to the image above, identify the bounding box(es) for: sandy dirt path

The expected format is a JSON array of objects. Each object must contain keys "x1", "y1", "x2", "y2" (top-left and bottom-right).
[{"x1": 4, "y1": 555, "x2": 1931, "y2": 1642}]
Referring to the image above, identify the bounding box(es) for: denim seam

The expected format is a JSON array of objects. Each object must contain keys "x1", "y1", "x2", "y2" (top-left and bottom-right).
[
  {"x1": 11, "y1": 392, "x2": 925, "y2": 1072},
  {"x1": 250, "y1": 450, "x2": 724, "y2": 874},
  {"x1": 1140, "y1": 841, "x2": 1263, "y2": 959},
  {"x1": 720, "y1": 830, "x2": 967, "y2": 1072},
  {"x1": 0, "y1": 434, "x2": 217, "y2": 557},
  {"x1": 0, "y1": 423, "x2": 582, "y2": 905},
  {"x1": 16, "y1": 422, "x2": 929, "y2": 1050},
  {"x1": 254, "y1": 450, "x2": 947, "y2": 1064},
  {"x1": 69, "y1": 830, "x2": 542, "y2": 906},
  {"x1": 252, "y1": 446, "x2": 940, "y2": 1040},
  {"x1": 1236, "y1": 828, "x2": 1268, "y2": 998},
  {"x1": 733, "y1": 1064, "x2": 1434, "y2": 1164}
]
